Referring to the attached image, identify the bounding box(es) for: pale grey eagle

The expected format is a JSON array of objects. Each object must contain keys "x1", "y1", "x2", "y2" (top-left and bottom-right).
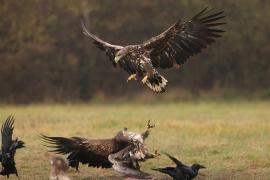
[{"x1": 82, "y1": 8, "x2": 225, "y2": 93}]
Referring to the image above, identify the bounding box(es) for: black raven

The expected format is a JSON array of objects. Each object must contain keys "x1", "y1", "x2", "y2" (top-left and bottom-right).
[
  {"x1": 152, "y1": 153, "x2": 205, "y2": 180},
  {"x1": 0, "y1": 115, "x2": 25, "y2": 178}
]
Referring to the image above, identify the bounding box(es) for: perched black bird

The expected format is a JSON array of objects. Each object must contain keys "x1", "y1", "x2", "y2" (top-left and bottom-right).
[
  {"x1": 82, "y1": 7, "x2": 225, "y2": 93},
  {"x1": 0, "y1": 115, "x2": 25, "y2": 178},
  {"x1": 152, "y1": 153, "x2": 205, "y2": 180}
]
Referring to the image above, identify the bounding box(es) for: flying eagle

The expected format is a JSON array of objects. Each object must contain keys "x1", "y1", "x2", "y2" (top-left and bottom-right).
[
  {"x1": 82, "y1": 7, "x2": 225, "y2": 93},
  {"x1": 152, "y1": 153, "x2": 205, "y2": 180},
  {"x1": 40, "y1": 121, "x2": 158, "y2": 176},
  {"x1": 0, "y1": 115, "x2": 25, "y2": 178}
]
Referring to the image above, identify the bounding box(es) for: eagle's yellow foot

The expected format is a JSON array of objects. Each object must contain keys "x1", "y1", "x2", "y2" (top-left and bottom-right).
[
  {"x1": 147, "y1": 120, "x2": 155, "y2": 129},
  {"x1": 141, "y1": 75, "x2": 148, "y2": 84},
  {"x1": 126, "y1": 74, "x2": 137, "y2": 82},
  {"x1": 154, "y1": 150, "x2": 161, "y2": 158}
]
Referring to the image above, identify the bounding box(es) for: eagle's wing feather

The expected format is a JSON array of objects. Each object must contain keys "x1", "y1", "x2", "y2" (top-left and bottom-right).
[
  {"x1": 143, "y1": 8, "x2": 226, "y2": 69},
  {"x1": 81, "y1": 21, "x2": 123, "y2": 66},
  {"x1": 40, "y1": 134, "x2": 112, "y2": 168},
  {"x1": 1, "y1": 115, "x2": 14, "y2": 153}
]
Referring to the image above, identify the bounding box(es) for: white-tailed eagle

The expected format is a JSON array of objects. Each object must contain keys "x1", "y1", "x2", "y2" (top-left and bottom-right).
[
  {"x1": 40, "y1": 121, "x2": 158, "y2": 178},
  {"x1": 82, "y1": 8, "x2": 226, "y2": 93}
]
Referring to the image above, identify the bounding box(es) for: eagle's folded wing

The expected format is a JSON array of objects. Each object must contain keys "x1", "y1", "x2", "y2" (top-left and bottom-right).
[
  {"x1": 143, "y1": 7, "x2": 226, "y2": 69},
  {"x1": 40, "y1": 134, "x2": 112, "y2": 168},
  {"x1": 81, "y1": 21, "x2": 123, "y2": 66},
  {"x1": 108, "y1": 145, "x2": 152, "y2": 179}
]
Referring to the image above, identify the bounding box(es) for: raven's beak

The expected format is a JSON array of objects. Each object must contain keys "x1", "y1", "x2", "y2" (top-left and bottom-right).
[{"x1": 200, "y1": 165, "x2": 206, "y2": 169}]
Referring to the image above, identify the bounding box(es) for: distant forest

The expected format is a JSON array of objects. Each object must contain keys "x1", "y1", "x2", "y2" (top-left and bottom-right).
[{"x1": 1, "y1": 0, "x2": 270, "y2": 103}]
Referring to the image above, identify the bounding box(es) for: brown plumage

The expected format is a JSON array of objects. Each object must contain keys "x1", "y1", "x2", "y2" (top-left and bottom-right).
[
  {"x1": 40, "y1": 121, "x2": 156, "y2": 173},
  {"x1": 82, "y1": 7, "x2": 226, "y2": 93}
]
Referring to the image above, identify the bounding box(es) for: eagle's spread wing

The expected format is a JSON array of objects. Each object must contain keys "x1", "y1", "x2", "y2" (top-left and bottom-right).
[
  {"x1": 81, "y1": 21, "x2": 123, "y2": 66},
  {"x1": 40, "y1": 134, "x2": 113, "y2": 168},
  {"x1": 143, "y1": 8, "x2": 226, "y2": 69},
  {"x1": 1, "y1": 116, "x2": 14, "y2": 154}
]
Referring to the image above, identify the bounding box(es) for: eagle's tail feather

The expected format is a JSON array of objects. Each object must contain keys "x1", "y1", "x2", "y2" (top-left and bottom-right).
[{"x1": 145, "y1": 73, "x2": 168, "y2": 93}]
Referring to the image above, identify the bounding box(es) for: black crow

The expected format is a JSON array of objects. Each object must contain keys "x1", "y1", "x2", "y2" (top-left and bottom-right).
[
  {"x1": 0, "y1": 115, "x2": 25, "y2": 178},
  {"x1": 152, "y1": 153, "x2": 205, "y2": 180}
]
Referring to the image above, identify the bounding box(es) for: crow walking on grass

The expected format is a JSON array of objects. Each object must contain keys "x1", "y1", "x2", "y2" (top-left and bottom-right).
[{"x1": 152, "y1": 153, "x2": 205, "y2": 180}]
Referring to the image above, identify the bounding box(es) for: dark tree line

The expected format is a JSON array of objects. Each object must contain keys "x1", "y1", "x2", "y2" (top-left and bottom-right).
[{"x1": 0, "y1": 0, "x2": 270, "y2": 103}]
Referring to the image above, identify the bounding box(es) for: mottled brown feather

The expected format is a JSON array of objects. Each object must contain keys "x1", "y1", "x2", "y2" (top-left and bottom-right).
[{"x1": 143, "y1": 8, "x2": 226, "y2": 69}]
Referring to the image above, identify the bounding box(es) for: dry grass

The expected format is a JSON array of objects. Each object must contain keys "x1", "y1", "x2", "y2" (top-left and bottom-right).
[{"x1": 0, "y1": 100, "x2": 270, "y2": 179}]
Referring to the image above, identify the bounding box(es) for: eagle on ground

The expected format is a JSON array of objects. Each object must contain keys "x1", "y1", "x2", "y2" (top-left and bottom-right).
[
  {"x1": 82, "y1": 7, "x2": 226, "y2": 93},
  {"x1": 0, "y1": 115, "x2": 25, "y2": 178},
  {"x1": 40, "y1": 121, "x2": 158, "y2": 178}
]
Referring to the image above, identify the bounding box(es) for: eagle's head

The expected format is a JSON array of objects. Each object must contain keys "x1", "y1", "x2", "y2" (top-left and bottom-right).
[{"x1": 114, "y1": 48, "x2": 128, "y2": 63}]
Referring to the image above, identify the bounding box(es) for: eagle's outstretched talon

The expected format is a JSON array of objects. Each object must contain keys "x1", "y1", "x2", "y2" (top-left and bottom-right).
[
  {"x1": 127, "y1": 74, "x2": 137, "y2": 82},
  {"x1": 147, "y1": 120, "x2": 155, "y2": 129},
  {"x1": 154, "y1": 150, "x2": 161, "y2": 158},
  {"x1": 141, "y1": 75, "x2": 148, "y2": 84}
]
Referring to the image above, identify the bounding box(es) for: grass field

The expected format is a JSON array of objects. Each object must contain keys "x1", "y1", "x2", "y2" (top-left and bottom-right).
[{"x1": 0, "y1": 100, "x2": 270, "y2": 179}]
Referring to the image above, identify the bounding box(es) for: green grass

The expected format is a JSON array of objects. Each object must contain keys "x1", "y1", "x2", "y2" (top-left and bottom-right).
[{"x1": 0, "y1": 100, "x2": 270, "y2": 179}]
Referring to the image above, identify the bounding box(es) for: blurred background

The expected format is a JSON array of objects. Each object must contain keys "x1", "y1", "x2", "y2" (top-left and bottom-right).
[{"x1": 1, "y1": 0, "x2": 270, "y2": 103}]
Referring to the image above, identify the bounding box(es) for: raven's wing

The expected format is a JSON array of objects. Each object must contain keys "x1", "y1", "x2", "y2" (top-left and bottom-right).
[
  {"x1": 81, "y1": 21, "x2": 123, "y2": 66},
  {"x1": 152, "y1": 167, "x2": 178, "y2": 178},
  {"x1": 164, "y1": 153, "x2": 184, "y2": 167},
  {"x1": 179, "y1": 165, "x2": 197, "y2": 178},
  {"x1": 143, "y1": 8, "x2": 225, "y2": 69},
  {"x1": 1, "y1": 115, "x2": 14, "y2": 153},
  {"x1": 40, "y1": 134, "x2": 114, "y2": 168}
]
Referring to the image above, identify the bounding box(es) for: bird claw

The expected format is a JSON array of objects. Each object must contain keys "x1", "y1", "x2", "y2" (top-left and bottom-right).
[
  {"x1": 127, "y1": 74, "x2": 137, "y2": 82},
  {"x1": 147, "y1": 120, "x2": 155, "y2": 129},
  {"x1": 141, "y1": 75, "x2": 148, "y2": 84},
  {"x1": 154, "y1": 150, "x2": 161, "y2": 158}
]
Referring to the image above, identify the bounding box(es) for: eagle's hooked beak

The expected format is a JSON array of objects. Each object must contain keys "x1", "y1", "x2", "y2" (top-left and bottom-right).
[{"x1": 114, "y1": 55, "x2": 121, "y2": 64}]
